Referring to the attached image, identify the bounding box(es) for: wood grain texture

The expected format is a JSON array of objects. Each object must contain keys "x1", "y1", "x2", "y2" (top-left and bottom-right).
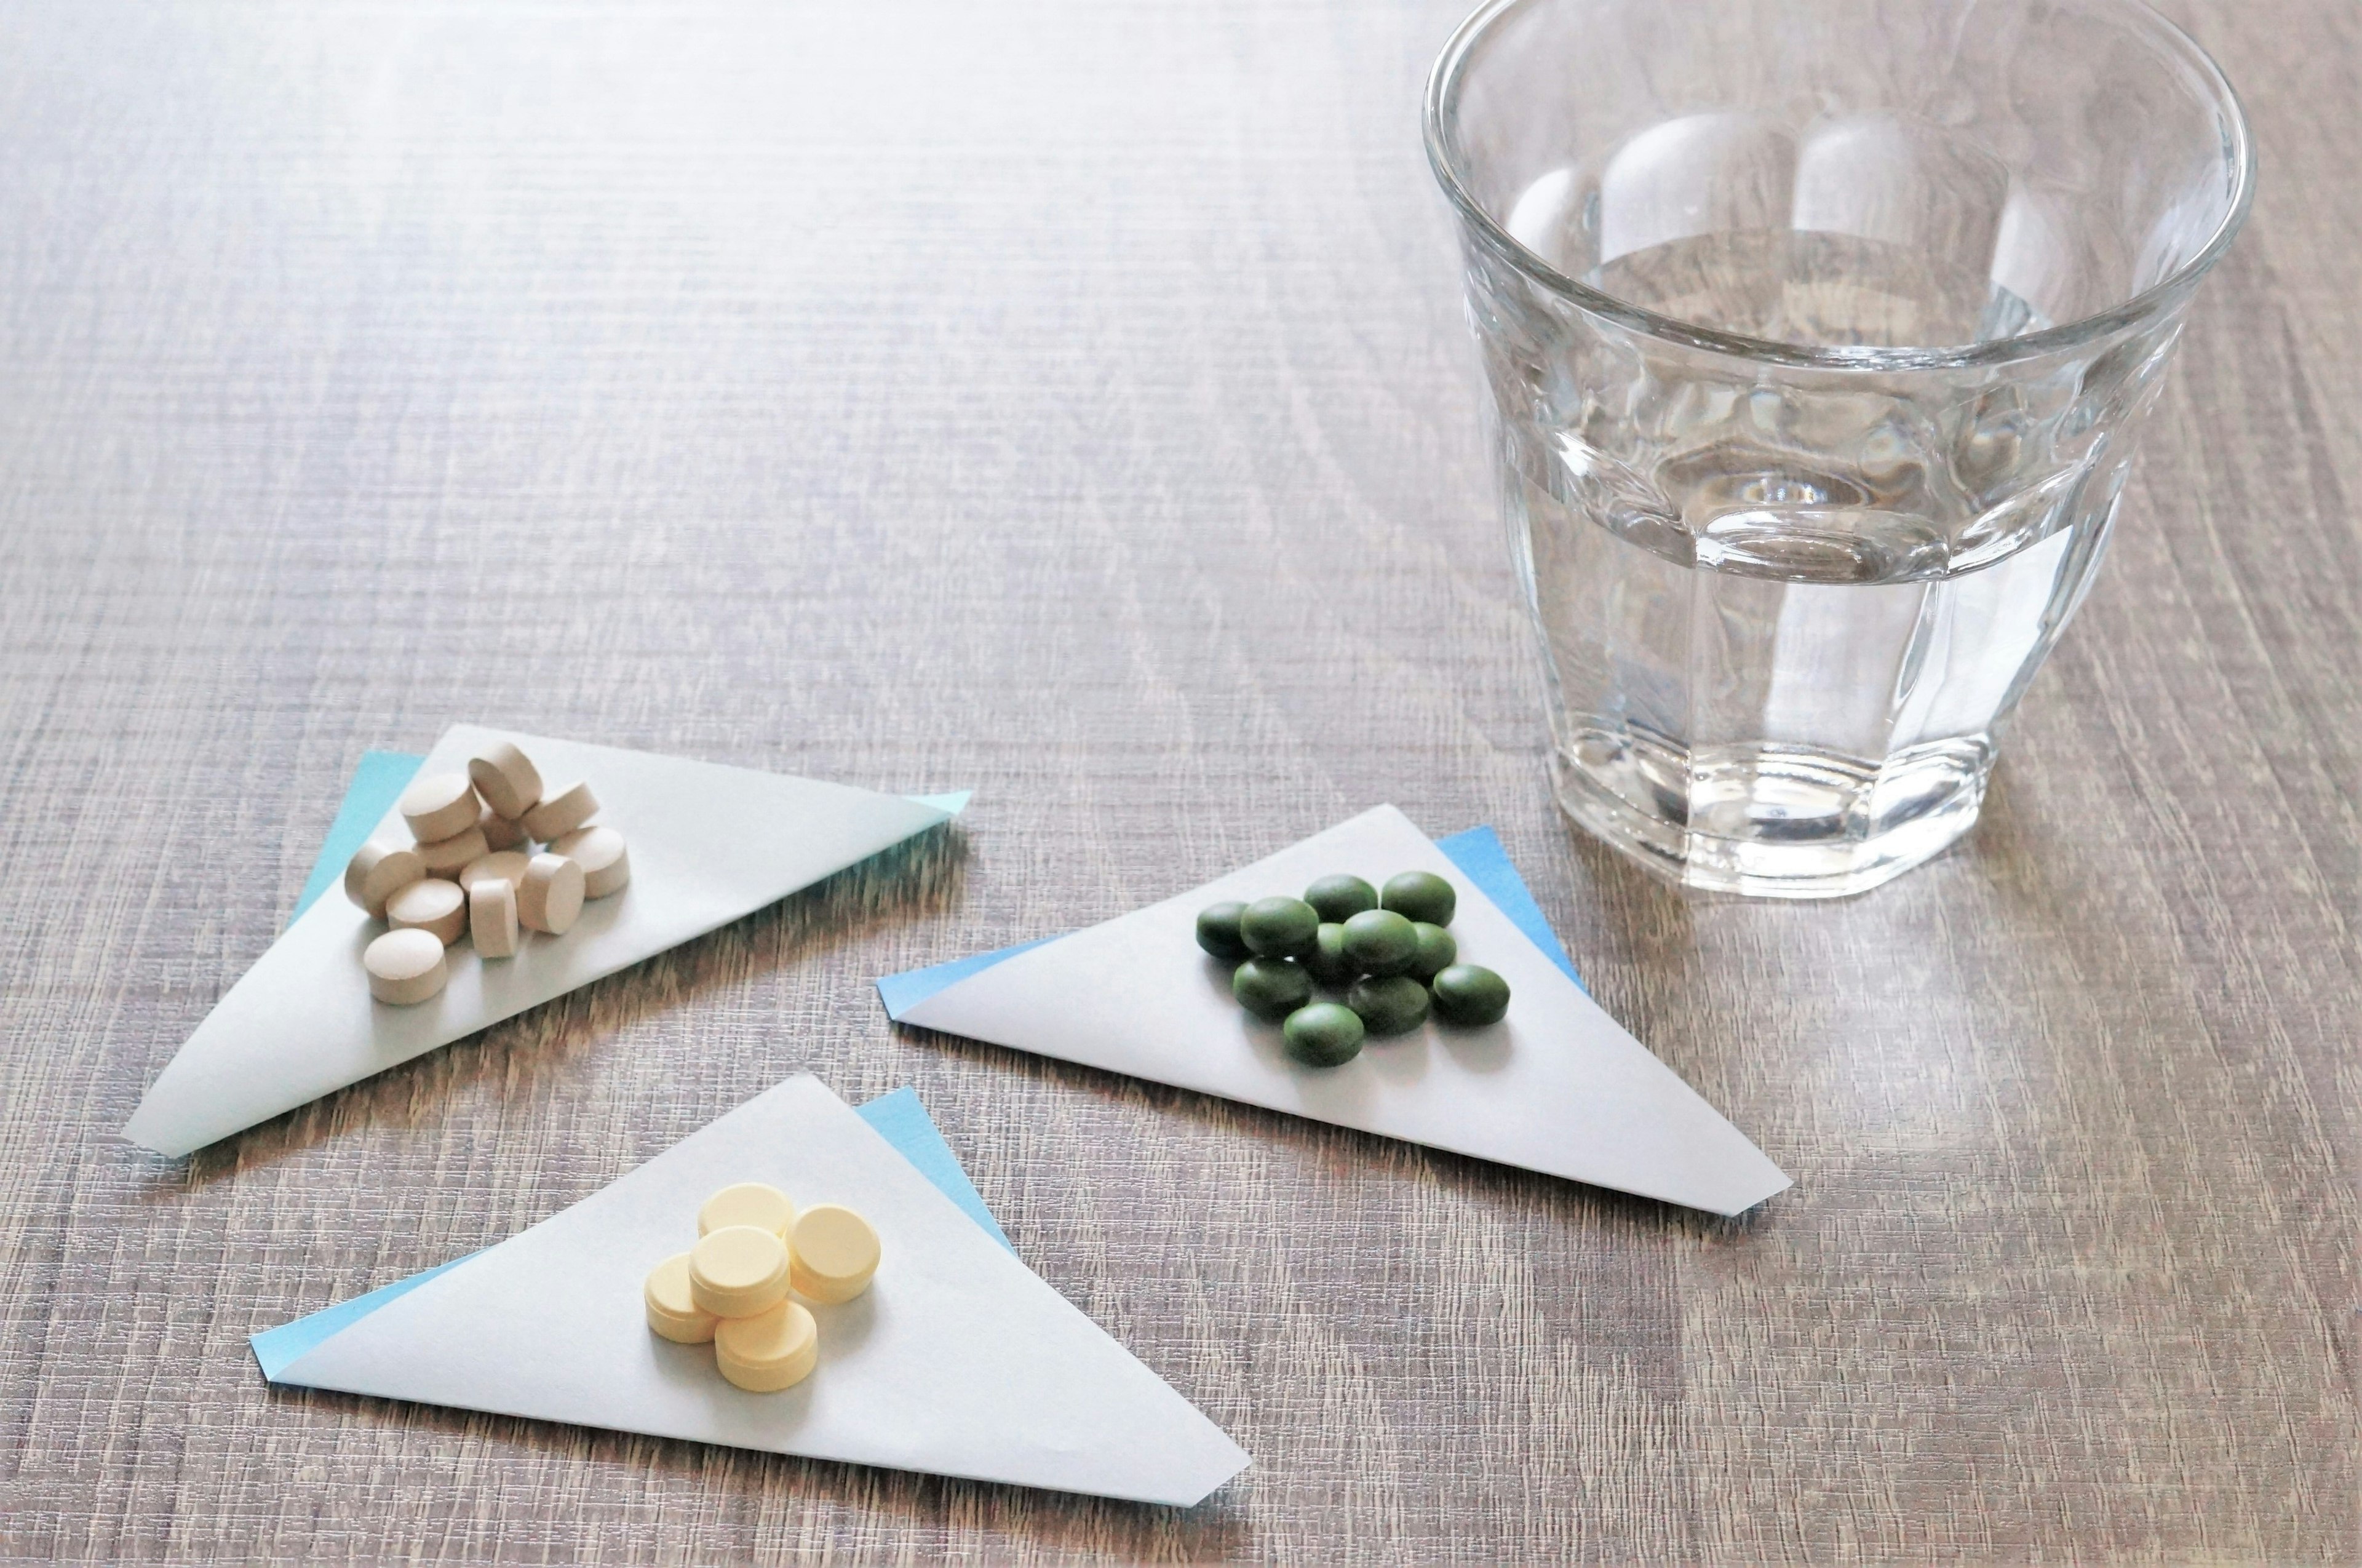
[{"x1": 0, "y1": 0, "x2": 2354, "y2": 1561}]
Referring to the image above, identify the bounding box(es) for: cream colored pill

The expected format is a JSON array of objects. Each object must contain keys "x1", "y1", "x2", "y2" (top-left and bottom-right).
[
  {"x1": 521, "y1": 780, "x2": 597, "y2": 843},
  {"x1": 467, "y1": 741, "x2": 543, "y2": 821},
  {"x1": 471, "y1": 878, "x2": 519, "y2": 958},
  {"x1": 387, "y1": 877, "x2": 466, "y2": 946},
  {"x1": 688, "y1": 1225, "x2": 790, "y2": 1318},
  {"x1": 643, "y1": 1253, "x2": 718, "y2": 1345},
  {"x1": 787, "y1": 1204, "x2": 881, "y2": 1305},
  {"x1": 552, "y1": 825, "x2": 630, "y2": 899},
  {"x1": 399, "y1": 771, "x2": 480, "y2": 843},
  {"x1": 459, "y1": 850, "x2": 529, "y2": 893},
  {"x1": 364, "y1": 928, "x2": 448, "y2": 1005},
  {"x1": 343, "y1": 840, "x2": 425, "y2": 918},
  {"x1": 478, "y1": 806, "x2": 527, "y2": 853},
  {"x1": 517, "y1": 853, "x2": 585, "y2": 935},
  {"x1": 698, "y1": 1183, "x2": 795, "y2": 1240},
  {"x1": 415, "y1": 824, "x2": 488, "y2": 880},
  {"x1": 715, "y1": 1300, "x2": 817, "y2": 1392}
]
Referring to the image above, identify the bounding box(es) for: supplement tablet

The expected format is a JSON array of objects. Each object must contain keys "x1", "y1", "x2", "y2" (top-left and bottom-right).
[
  {"x1": 364, "y1": 928, "x2": 448, "y2": 1005},
  {"x1": 343, "y1": 840, "x2": 425, "y2": 919},
  {"x1": 551, "y1": 825, "x2": 630, "y2": 899},
  {"x1": 458, "y1": 850, "x2": 530, "y2": 893},
  {"x1": 1239, "y1": 896, "x2": 1319, "y2": 958},
  {"x1": 1430, "y1": 964, "x2": 1512, "y2": 1027},
  {"x1": 1347, "y1": 973, "x2": 1431, "y2": 1037},
  {"x1": 517, "y1": 853, "x2": 586, "y2": 935},
  {"x1": 1381, "y1": 870, "x2": 1457, "y2": 928},
  {"x1": 715, "y1": 1300, "x2": 818, "y2": 1393},
  {"x1": 399, "y1": 771, "x2": 480, "y2": 844},
  {"x1": 1195, "y1": 901, "x2": 1251, "y2": 961},
  {"x1": 787, "y1": 1204, "x2": 881, "y2": 1305},
  {"x1": 415, "y1": 824, "x2": 489, "y2": 880},
  {"x1": 1283, "y1": 1001, "x2": 1366, "y2": 1067},
  {"x1": 477, "y1": 806, "x2": 528, "y2": 853},
  {"x1": 521, "y1": 780, "x2": 598, "y2": 843},
  {"x1": 699, "y1": 1183, "x2": 795, "y2": 1240},
  {"x1": 688, "y1": 1225, "x2": 791, "y2": 1318},
  {"x1": 386, "y1": 877, "x2": 467, "y2": 946},
  {"x1": 466, "y1": 741, "x2": 543, "y2": 821},
  {"x1": 643, "y1": 1253, "x2": 718, "y2": 1344},
  {"x1": 1340, "y1": 909, "x2": 1419, "y2": 976},
  {"x1": 470, "y1": 878, "x2": 519, "y2": 958},
  {"x1": 1232, "y1": 957, "x2": 1313, "y2": 1022},
  {"x1": 1303, "y1": 874, "x2": 1378, "y2": 924}
]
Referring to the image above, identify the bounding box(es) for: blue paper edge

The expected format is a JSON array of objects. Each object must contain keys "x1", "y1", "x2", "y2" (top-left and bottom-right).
[
  {"x1": 251, "y1": 1086, "x2": 1012, "y2": 1383},
  {"x1": 874, "y1": 823, "x2": 1584, "y2": 1014}
]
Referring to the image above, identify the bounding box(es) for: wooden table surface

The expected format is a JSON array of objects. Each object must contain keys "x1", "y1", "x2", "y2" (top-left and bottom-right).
[{"x1": 0, "y1": 1, "x2": 2354, "y2": 1562}]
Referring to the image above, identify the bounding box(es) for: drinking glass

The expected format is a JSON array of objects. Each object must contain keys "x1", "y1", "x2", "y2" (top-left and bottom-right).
[{"x1": 1425, "y1": 0, "x2": 2253, "y2": 897}]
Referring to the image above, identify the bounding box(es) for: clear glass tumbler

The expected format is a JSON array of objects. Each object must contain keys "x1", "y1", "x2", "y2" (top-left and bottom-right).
[{"x1": 1425, "y1": 0, "x2": 2253, "y2": 897}]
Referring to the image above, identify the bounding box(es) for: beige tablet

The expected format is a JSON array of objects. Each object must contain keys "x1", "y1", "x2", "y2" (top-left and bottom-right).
[
  {"x1": 642, "y1": 1254, "x2": 718, "y2": 1345},
  {"x1": 688, "y1": 1225, "x2": 791, "y2": 1319},
  {"x1": 551, "y1": 826, "x2": 630, "y2": 898},
  {"x1": 399, "y1": 771, "x2": 479, "y2": 843},
  {"x1": 458, "y1": 851, "x2": 529, "y2": 893},
  {"x1": 715, "y1": 1300, "x2": 818, "y2": 1392},
  {"x1": 470, "y1": 878, "x2": 519, "y2": 958},
  {"x1": 517, "y1": 853, "x2": 585, "y2": 935},
  {"x1": 787, "y1": 1204, "x2": 881, "y2": 1305},
  {"x1": 364, "y1": 928, "x2": 448, "y2": 1005},
  {"x1": 521, "y1": 780, "x2": 597, "y2": 843},
  {"x1": 386, "y1": 878, "x2": 466, "y2": 946},
  {"x1": 477, "y1": 806, "x2": 528, "y2": 853},
  {"x1": 467, "y1": 741, "x2": 543, "y2": 821},
  {"x1": 342, "y1": 841, "x2": 424, "y2": 919},
  {"x1": 698, "y1": 1183, "x2": 794, "y2": 1240},
  {"x1": 415, "y1": 825, "x2": 489, "y2": 880}
]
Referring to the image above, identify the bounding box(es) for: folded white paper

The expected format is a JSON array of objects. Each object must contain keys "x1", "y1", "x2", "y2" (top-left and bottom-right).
[
  {"x1": 125, "y1": 726, "x2": 961, "y2": 1156},
  {"x1": 269, "y1": 1075, "x2": 1251, "y2": 1506},
  {"x1": 896, "y1": 806, "x2": 1791, "y2": 1216}
]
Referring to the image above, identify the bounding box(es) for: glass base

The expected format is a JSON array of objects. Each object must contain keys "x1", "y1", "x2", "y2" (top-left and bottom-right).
[{"x1": 1552, "y1": 733, "x2": 1990, "y2": 899}]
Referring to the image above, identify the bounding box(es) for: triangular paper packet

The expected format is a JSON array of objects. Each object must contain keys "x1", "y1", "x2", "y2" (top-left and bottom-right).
[
  {"x1": 261, "y1": 1075, "x2": 1251, "y2": 1506},
  {"x1": 889, "y1": 806, "x2": 1790, "y2": 1216},
  {"x1": 125, "y1": 726, "x2": 964, "y2": 1156}
]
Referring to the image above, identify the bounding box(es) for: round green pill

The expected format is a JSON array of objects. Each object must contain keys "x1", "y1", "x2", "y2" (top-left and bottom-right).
[
  {"x1": 1303, "y1": 923, "x2": 1359, "y2": 989},
  {"x1": 1282, "y1": 1001, "x2": 1365, "y2": 1067},
  {"x1": 1346, "y1": 974, "x2": 1431, "y2": 1037},
  {"x1": 1232, "y1": 957, "x2": 1313, "y2": 1022},
  {"x1": 1195, "y1": 901, "x2": 1250, "y2": 961},
  {"x1": 1430, "y1": 964, "x2": 1511, "y2": 1027},
  {"x1": 1381, "y1": 870, "x2": 1456, "y2": 928},
  {"x1": 1407, "y1": 921, "x2": 1457, "y2": 981},
  {"x1": 1340, "y1": 909, "x2": 1418, "y2": 976},
  {"x1": 1239, "y1": 896, "x2": 1319, "y2": 958},
  {"x1": 1303, "y1": 874, "x2": 1378, "y2": 925}
]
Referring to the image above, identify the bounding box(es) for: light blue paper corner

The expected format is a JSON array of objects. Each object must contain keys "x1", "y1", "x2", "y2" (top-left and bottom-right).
[
  {"x1": 251, "y1": 1086, "x2": 1012, "y2": 1383},
  {"x1": 877, "y1": 936, "x2": 1059, "y2": 1021}
]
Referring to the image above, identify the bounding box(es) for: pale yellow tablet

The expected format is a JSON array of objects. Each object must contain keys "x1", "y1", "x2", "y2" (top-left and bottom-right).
[
  {"x1": 521, "y1": 780, "x2": 598, "y2": 843},
  {"x1": 715, "y1": 1300, "x2": 818, "y2": 1392},
  {"x1": 470, "y1": 878, "x2": 519, "y2": 958},
  {"x1": 477, "y1": 806, "x2": 528, "y2": 853},
  {"x1": 415, "y1": 824, "x2": 488, "y2": 880},
  {"x1": 787, "y1": 1204, "x2": 881, "y2": 1305},
  {"x1": 467, "y1": 741, "x2": 543, "y2": 821},
  {"x1": 459, "y1": 851, "x2": 530, "y2": 893},
  {"x1": 364, "y1": 928, "x2": 448, "y2": 1005},
  {"x1": 386, "y1": 878, "x2": 466, "y2": 946},
  {"x1": 343, "y1": 840, "x2": 424, "y2": 919},
  {"x1": 399, "y1": 771, "x2": 479, "y2": 843},
  {"x1": 643, "y1": 1253, "x2": 718, "y2": 1345},
  {"x1": 517, "y1": 853, "x2": 585, "y2": 935},
  {"x1": 698, "y1": 1183, "x2": 794, "y2": 1240},
  {"x1": 551, "y1": 825, "x2": 630, "y2": 899},
  {"x1": 688, "y1": 1225, "x2": 790, "y2": 1319}
]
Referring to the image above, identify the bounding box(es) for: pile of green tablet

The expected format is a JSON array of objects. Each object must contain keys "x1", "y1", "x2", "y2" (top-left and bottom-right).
[{"x1": 1196, "y1": 872, "x2": 1512, "y2": 1067}]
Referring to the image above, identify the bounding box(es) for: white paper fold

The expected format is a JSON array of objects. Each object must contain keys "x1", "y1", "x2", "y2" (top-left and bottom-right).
[
  {"x1": 125, "y1": 727, "x2": 959, "y2": 1156},
  {"x1": 273, "y1": 1075, "x2": 1251, "y2": 1506},
  {"x1": 899, "y1": 806, "x2": 1791, "y2": 1216}
]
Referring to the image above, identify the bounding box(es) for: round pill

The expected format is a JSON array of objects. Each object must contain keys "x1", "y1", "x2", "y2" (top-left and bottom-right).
[
  {"x1": 643, "y1": 1253, "x2": 718, "y2": 1344},
  {"x1": 1407, "y1": 921, "x2": 1457, "y2": 982},
  {"x1": 715, "y1": 1299, "x2": 818, "y2": 1392},
  {"x1": 343, "y1": 840, "x2": 425, "y2": 918},
  {"x1": 688, "y1": 1225, "x2": 791, "y2": 1318},
  {"x1": 1239, "y1": 896, "x2": 1319, "y2": 957},
  {"x1": 788, "y1": 1204, "x2": 881, "y2": 1305},
  {"x1": 1303, "y1": 874, "x2": 1378, "y2": 924},
  {"x1": 467, "y1": 741, "x2": 544, "y2": 821},
  {"x1": 1303, "y1": 923, "x2": 1359, "y2": 988},
  {"x1": 1341, "y1": 909, "x2": 1418, "y2": 976},
  {"x1": 459, "y1": 850, "x2": 530, "y2": 893},
  {"x1": 364, "y1": 928, "x2": 448, "y2": 1005},
  {"x1": 399, "y1": 771, "x2": 480, "y2": 844},
  {"x1": 699, "y1": 1182, "x2": 795, "y2": 1240},
  {"x1": 470, "y1": 878, "x2": 519, "y2": 958},
  {"x1": 477, "y1": 806, "x2": 528, "y2": 853},
  {"x1": 1347, "y1": 973, "x2": 1431, "y2": 1037},
  {"x1": 552, "y1": 825, "x2": 630, "y2": 898},
  {"x1": 517, "y1": 853, "x2": 586, "y2": 935},
  {"x1": 1231, "y1": 957, "x2": 1312, "y2": 1022},
  {"x1": 1283, "y1": 1001, "x2": 1366, "y2": 1067},
  {"x1": 415, "y1": 824, "x2": 489, "y2": 880},
  {"x1": 521, "y1": 780, "x2": 598, "y2": 843},
  {"x1": 386, "y1": 877, "x2": 467, "y2": 946},
  {"x1": 1382, "y1": 870, "x2": 1457, "y2": 928},
  {"x1": 1195, "y1": 901, "x2": 1251, "y2": 961},
  {"x1": 1430, "y1": 964, "x2": 1512, "y2": 1027}
]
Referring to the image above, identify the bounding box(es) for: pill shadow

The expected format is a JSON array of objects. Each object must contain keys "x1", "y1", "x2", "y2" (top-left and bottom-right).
[{"x1": 128, "y1": 820, "x2": 972, "y2": 1193}]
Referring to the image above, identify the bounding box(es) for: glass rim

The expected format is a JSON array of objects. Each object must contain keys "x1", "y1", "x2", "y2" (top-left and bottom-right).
[{"x1": 1422, "y1": 0, "x2": 2257, "y2": 372}]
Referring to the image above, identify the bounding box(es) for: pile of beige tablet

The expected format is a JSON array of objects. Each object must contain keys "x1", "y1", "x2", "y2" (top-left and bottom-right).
[
  {"x1": 344, "y1": 740, "x2": 632, "y2": 1005},
  {"x1": 643, "y1": 1184, "x2": 882, "y2": 1391}
]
